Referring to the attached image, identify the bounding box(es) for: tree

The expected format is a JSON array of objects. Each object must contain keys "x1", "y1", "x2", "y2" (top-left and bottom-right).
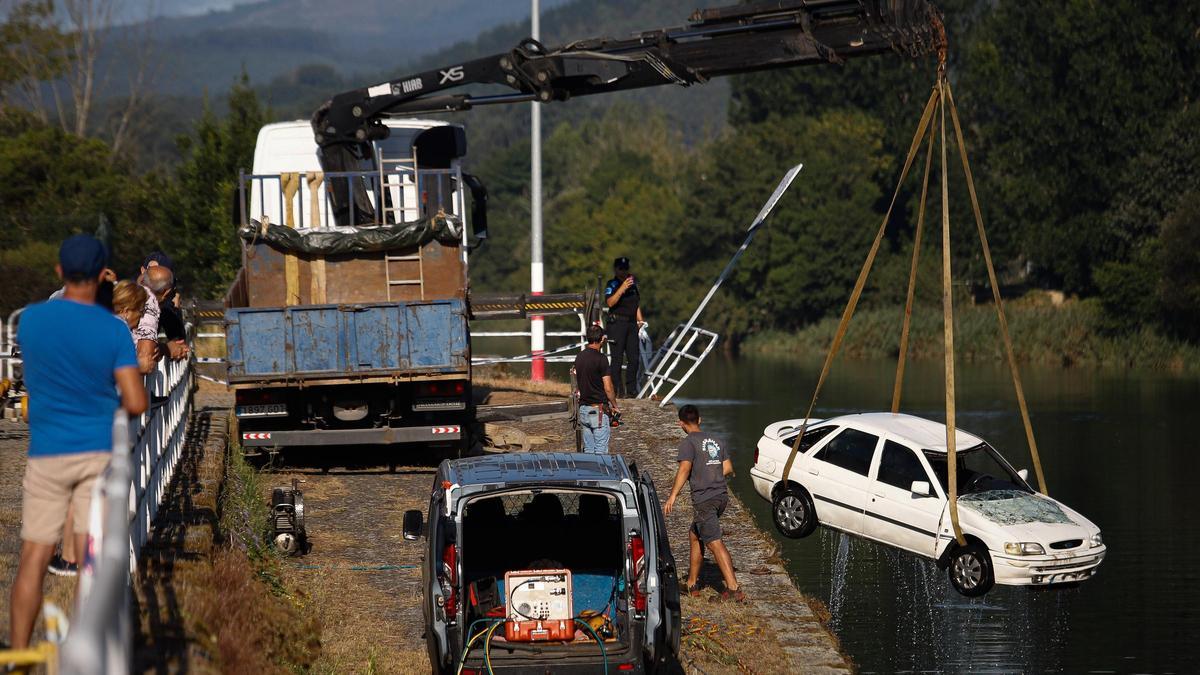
[
  {"x1": 165, "y1": 74, "x2": 268, "y2": 298},
  {"x1": 685, "y1": 109, "x2": 894, "y2": 340},
  {"x1": 957, "y1": 0, "x2": 1200, "y2": 294}
]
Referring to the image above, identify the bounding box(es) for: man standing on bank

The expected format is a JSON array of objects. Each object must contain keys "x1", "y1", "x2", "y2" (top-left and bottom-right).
[
  {"x1": 573, "y1": 324, "x2": 619, "y2": 453},
  {"x1": 604, "y1": 256, "x2": 644, "y2": 398},
  {"x1": 664, "y1": 404, "x2": 745, "y2": 602}
]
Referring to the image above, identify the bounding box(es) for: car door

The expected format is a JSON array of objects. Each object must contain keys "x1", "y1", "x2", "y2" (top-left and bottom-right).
[
  {"x1": 864, "y1": 439, "x2": 946, "y2": 557},
  {"x1": 423, "y1": 481, "x2": 451, "y2": 673},
  {"x1": 804, "y1": 427, "x2": 880, "y2": 534},
  {"x1": 638, "y1": 475, "x2": 681, "y2": 667}
]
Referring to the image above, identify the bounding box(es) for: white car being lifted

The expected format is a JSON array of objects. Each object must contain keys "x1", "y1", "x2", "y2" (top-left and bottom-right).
[{"x1": 749, "y1": 413, "x2": 1105, "y2": 596}]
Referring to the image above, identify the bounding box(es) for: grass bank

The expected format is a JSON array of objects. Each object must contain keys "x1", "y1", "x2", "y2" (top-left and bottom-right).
[{"x1": 743, "y1": 298, "x2": 1200, "y2": 372}]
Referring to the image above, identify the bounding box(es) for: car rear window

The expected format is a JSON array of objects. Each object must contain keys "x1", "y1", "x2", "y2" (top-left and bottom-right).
[
  {"x1": 814, "y1": 428, "x2": 878, "y2": 476},
  {"x1": 781, "y1": 424, "x2": 837, "y2": 452}
]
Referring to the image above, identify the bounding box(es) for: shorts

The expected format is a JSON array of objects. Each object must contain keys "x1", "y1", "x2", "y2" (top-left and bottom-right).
[
  {"x1": 690, "y1": 494, "x2": 729, "y2": 545},
  {"x1": 21, "y1": 452, "x2": 112, "y2": 545}
]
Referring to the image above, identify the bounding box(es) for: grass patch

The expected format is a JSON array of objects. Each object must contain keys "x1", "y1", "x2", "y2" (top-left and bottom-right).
[
  {"x1": 744, "y1": 297, "x2": 1200, "y2": 372},
  {"x1": 202, "y1": 436, "x2": 321, "y2": 673}
]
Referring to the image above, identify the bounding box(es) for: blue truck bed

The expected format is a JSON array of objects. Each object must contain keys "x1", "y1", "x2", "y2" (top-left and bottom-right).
[{"x1": 225, "y1": 299, "x2": 468, "y2": 383}]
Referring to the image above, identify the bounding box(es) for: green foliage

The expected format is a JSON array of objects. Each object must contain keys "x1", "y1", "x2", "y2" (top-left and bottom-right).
[
  {"x1": 163, "y1": 74, "x2": 268, "y2": 297},
  {"x1": 686, "y1": 110, "x2": 893, "y2": 339},
  {"x1": 957, "y1": 0, "x2": 1200, "y2": 293},
  {"x1": 1157, "y1": 191, "x2": 1200, "y2": 342}
]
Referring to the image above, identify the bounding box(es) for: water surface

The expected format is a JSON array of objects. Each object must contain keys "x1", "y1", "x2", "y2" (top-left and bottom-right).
[{"x1": 676, "y1": 355, "x2": 1198, "y2": 673}]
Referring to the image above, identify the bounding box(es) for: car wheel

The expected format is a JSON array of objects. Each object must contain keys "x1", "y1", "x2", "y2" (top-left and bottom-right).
[
  {"x1": 772, "y1": 485, "x2": 817, "y2": 539},
  {"x1": 947, "y1": 542, "x2": 995, "y2": 597}
]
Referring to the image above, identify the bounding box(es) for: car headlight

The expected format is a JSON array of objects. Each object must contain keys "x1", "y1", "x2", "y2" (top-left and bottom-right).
[
  {"x1": 1091, "y1": 532, "x2": 1103, "y2": 548},
  {"x1": 1004, "y1": 542, "x2": 1045, "y2": 556}
]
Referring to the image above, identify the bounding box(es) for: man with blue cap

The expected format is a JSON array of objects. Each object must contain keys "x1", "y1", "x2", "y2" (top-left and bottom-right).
[{"x1": 9, "y1": 234, "x2": 148, "y2": 650}]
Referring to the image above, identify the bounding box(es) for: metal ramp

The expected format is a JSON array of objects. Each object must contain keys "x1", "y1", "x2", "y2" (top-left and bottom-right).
[{"x1": 637, "y1": 325, "x2": 718, "y2": 405}]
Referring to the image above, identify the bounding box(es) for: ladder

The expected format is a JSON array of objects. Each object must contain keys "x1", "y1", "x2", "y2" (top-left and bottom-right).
[
  {"x1": 637, "y1": 324, "x2": 718, "y2": 406},
  {"x1": 385, "y1": 250, "x2": 425, "y2": 301},
  {"x1": 376, "y1": 146, "x2": 421, "y2": 224}
]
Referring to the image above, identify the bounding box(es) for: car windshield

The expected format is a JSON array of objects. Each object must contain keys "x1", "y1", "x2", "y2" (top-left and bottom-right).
[{"x1": 923, "y1": 444, "x2": 1032, "y2": 495}]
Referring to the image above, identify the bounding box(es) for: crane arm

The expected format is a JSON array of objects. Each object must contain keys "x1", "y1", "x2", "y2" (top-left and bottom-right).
[{"x1": 312, "y1": 0, "x2": 942, "y2": 148}]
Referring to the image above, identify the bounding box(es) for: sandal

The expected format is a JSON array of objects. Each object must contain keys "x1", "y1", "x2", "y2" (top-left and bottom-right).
[
  {"x1": 686, "y1": 583, "x2": 702, "y2": 598},
  {"x1": 711, "y1": 587, "x2": 747, "y2": 603}
]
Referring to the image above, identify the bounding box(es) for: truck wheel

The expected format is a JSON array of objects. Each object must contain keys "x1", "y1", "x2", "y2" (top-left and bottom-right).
[
  {"x1": 772, "y1": 485, "x2": 817, "y2": 539},
  {"x1": 947, "y1": 542, "x2": 995, "y2": 597}
]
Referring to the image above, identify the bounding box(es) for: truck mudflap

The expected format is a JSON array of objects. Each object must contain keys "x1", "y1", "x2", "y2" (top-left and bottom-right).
[{"x1": 240, "y1": 425, "x2": 461, "y2": 446}]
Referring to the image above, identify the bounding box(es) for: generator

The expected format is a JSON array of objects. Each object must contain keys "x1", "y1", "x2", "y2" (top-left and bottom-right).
[
  {"x1": 271, "y1": 479, "x2": 306, "y2": 555},
  {"x1": 504, "y1": 569, "x2": 574, "y2": 642}
]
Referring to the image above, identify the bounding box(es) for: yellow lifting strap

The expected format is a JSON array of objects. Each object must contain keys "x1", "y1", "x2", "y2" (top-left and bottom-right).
[
  {"x1": 944, "y1": 81, "x2": 1048, "y2": 497},
  {"x1": 937, "y1": 79, "x2": 965, "y2": 546},
  {"x1": 779, "y1": 86, "x2": 939, "y2": 484}
]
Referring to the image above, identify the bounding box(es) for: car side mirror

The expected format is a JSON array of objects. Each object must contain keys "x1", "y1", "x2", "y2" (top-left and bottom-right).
[
  {"x1": 402, "y1": 509, "x2": 423, "y2": 540},
  {"x1": 910, "y1": 480, "x2": 933, "y2": 497},
  {"x1": 1017, "y1": 468, "x2": 1029, "y2": 481}
]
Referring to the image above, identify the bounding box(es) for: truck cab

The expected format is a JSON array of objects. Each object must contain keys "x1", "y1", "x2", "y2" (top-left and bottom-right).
[{"x1": 224, "y1": 118, "x2": 485, "y2": 457}]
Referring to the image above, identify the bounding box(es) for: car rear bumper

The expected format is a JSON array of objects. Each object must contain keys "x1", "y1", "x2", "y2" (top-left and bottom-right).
[
  {"x1": 749, "y1": 467, "x2": 774, "y2": 501},
  {"x1": 240, "y1": 425, "x2": 461, "y2": 446},
  {"x1": 993, "y1": 545, "x2": 1106, "y2": 586}
]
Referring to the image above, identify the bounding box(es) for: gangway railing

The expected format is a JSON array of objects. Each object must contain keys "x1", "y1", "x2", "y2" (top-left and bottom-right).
[{"x1": 636, "y1": 326, "x2": 719, "y2": 405}]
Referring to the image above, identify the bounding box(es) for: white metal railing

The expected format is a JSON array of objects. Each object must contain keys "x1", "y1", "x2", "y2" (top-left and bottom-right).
[
  {"x1": 58, "y1": 352, "x2": 194, "y2": 674},
  {"x1": 636, "y1": 325, "x2": 719, "y2": 406},
  {"x1": 1, "y1": 308, "x2": 23, "y2": 384},
  {"x1": 472, "y1": 313, "x2": 591, "y2": 365}
]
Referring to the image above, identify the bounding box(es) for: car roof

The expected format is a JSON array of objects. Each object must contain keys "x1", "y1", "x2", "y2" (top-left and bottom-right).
[
  {"x1": 444, "y1": 452, "x2": 633, "y2": 487},
  {"x1": 823, "y1": 412, "x2": 985, "y2": 453}
]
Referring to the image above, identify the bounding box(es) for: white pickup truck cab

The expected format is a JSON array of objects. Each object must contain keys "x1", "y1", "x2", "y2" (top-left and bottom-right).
[{"x1": 749, "y1": 412, "x2": 1105, "y2": 596}]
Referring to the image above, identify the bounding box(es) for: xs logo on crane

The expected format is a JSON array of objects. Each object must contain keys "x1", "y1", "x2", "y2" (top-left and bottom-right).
[{"x1": 439, "y1": 66, "x2": 465, "y2": 84}]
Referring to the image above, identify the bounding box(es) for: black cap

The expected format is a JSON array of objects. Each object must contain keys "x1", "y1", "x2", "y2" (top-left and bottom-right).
[
  {"x1": 59, "y1": 234, "x2": 108, "y2": 279},
  {"x1": 586, "y1": 324, "x2": 606, "y2": 344},
  {"x1": 613, "y1": 256, "x2": 630, "y2": 270},
  {"x1": 141, "y1": 250, "x2": 174, "y2": 271}
]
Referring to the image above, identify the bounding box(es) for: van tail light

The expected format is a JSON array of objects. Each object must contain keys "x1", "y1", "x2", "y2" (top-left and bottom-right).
[
  {"x1": 441, "y1": 543, "x2": 458, "y2": 621},
  {"x1": 629, "y1": 534, "x2": 647, "y2": 613}
]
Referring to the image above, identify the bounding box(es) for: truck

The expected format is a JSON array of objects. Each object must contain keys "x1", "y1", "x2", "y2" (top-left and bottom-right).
[
  {"x1": 223, "y1": 0, "x2": 941, "y2": 460},
  {"x1": 225, "y1": 118, "x2": 487, "y2": 457}
]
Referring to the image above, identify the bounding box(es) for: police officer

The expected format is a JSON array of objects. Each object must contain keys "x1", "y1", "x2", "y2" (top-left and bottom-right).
[{"x1": 604, "y1": 256, "x2": 644, "y2": 398}]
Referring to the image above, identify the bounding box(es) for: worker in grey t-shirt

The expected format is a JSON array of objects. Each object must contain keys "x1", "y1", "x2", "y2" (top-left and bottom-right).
[{"x1": 664, "y1": 404, "x2": 744, "y2": 602}]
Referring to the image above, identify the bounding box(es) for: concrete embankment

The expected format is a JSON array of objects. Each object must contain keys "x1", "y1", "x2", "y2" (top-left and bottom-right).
[{"x1": 486, "y1": 375, "x2": 852, "y2": 674}]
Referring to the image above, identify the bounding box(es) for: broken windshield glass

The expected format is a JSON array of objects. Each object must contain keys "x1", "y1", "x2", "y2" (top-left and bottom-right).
[
  {"x1": 958, "y1": 490, "x2": 1076, "y2": 526},
  {"x1": 924, "y1": 444, "x2": 1033, "y2": 496}
]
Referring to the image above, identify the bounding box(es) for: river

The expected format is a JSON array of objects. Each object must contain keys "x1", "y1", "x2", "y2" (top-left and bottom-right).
[{"x1": 670, "y1": 355, "x2": 1199, "y2": 673}]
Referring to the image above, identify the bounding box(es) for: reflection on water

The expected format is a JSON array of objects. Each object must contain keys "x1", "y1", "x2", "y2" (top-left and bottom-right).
[{"x1": 676, "y1": 354, "x2": 1200, "y2": 673}]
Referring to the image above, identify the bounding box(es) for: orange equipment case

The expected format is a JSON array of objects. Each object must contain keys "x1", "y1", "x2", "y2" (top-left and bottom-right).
[{"x1": 503, "y1": 569, "x2": 575, "y2": 642}]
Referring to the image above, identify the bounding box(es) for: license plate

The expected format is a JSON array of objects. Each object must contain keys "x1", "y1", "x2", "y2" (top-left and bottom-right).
[{"x1": 236, "y1": 403, "x2": 287, "y2": 417}]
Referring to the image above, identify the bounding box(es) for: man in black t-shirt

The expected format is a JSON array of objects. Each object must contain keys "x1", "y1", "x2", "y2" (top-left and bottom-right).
[
  {"x1": 573, "y1": 324, "x2": 619, "y2": 453},
  {"x1": 603, "y1": 256, "x2": 644, "y2": 398}
]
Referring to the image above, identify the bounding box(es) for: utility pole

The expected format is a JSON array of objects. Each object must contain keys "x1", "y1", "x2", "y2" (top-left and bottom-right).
[{"x1": 529, "y1": 0, "x2": 545, "y2": 381}]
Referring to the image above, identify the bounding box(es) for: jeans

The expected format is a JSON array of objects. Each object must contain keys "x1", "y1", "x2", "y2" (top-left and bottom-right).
[{"x1": 579, "y1": 404, "x2": 611, "y2": 453}]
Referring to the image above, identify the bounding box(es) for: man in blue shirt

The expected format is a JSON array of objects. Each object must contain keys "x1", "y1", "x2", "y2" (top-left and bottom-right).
[{"x1": 9, "y1": 235, "x2": 148, "y2": 650}]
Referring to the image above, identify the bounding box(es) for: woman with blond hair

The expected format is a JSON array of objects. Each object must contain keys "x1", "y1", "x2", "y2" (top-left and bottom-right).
[{"x1": 111, "y1": 280, "x2": 148, "y2": 341}]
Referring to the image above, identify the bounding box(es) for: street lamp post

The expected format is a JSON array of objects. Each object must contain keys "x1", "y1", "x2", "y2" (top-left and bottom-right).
[{"x1": 530, "y1": 0, "x2": 545, "y2": 381}]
